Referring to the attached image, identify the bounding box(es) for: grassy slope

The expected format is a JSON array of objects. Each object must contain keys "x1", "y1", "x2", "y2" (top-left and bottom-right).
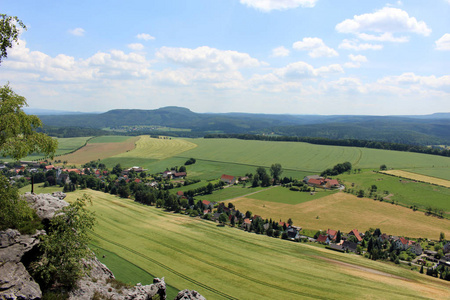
[
  {"x1": 339, "y1": 170, "x2": 450, "y2": 215},
  {"x1": 246, "y1": 186, "x2": 339, "y2": 205},
  {"x1": 66, "y1": 190, "x2": 450, "y2": 299}
]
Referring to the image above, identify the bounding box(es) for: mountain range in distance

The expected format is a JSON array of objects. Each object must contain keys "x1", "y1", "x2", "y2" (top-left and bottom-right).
[{"x1": 34, "y1": 106, "x2": 450, "y2": 146}]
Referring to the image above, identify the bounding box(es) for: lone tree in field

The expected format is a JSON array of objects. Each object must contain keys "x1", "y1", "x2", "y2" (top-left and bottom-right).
[{"x1": 270, "y1": 163, "x2": 283, "y2": 182}]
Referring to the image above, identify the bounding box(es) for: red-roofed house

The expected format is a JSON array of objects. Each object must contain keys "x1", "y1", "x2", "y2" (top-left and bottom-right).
[
  {"x1": 324, "y1": 179, "x2": 340, "y2": 189},
  {"x1": 317, "y1": 235, "x2": 330, "y2": 244},
  {"x1": 241, "y1": 218, "x2": 252, "y2": 231},
  {"x1": 307, "y1": 178, "x2": 324, "y2": 187},
  {"x1": 327, "y1": 229, "x2": 338, "y2": 240},
  {"x1": 348, "y1": 229, "x2": 363, "y2": 242},
  {"x1": 173, "y1": 172, "x2": 186, "y2": 179},
  {"x1": 45, "y1": 165, "x2": 55, "y2": 170},
  {"x1": 177, "y1": 191, "x2": 184, "y2": 197},
  {"x1": 220, "y1": 174, "x2": 236, "y2": 185}
]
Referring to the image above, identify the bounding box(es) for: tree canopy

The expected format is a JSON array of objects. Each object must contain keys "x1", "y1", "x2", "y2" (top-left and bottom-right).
[{"x1": 0, "y1": 14, "x2": 26, "y2": 64}]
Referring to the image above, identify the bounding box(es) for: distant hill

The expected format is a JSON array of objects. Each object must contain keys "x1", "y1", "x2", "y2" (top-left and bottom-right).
[{"x1": 38, "y1": 107, "x2": 450, "y2": 145}]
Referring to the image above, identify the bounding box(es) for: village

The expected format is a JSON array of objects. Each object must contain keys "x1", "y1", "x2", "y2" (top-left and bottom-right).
[{"x1": 2, "y1": 159, "x2": 450, "y2": 280}]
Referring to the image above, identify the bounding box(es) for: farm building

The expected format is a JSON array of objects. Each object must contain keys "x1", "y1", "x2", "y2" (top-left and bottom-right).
[{"x1": 221, "y1": 174, "x2": 237, "y2": 185}]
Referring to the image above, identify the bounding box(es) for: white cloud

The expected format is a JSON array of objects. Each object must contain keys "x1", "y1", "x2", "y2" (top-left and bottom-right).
[
  {"x1": 293, "y1": 37, "x2": 338, "y2": 58},
  {"x1": 68, "y1": 28, "x2": 85, "y2": 36},
  {"x1": 339, "y1": 39, "x2": 383, "y2": 51},
  {"x1": 128, "y1": 43, "x2": 145, "y2": 51},
  {"x1": 136, "y1": 33, "x2": 155, "y2": 41},
  {"x1": 356, "y1": 32, "x2": 409, "y2": 43},
  {"x1": 378, "y1": 72, "x2": 450, "y2": 91},
  {"x1": 240, "y1": 0, "x2": 318, "y2": 12},
  {"x1": 274, "y1": 61, "x2": 343, "y2": 79},
  {"x1": 435, "y1": 33, "x2": 450, "y2": 51},
  {"x1": 344, "y1": 54, "x2": 368, "y2": 68},
  {"x1": 155, "y1": 46, "x2": 262, "y2": 71},
  {"x1": 336, "y1": 7, "x2": 431, "y2": 38},
  {"x1": 326, "y1": 77, "x2": 367, "y2": 93},
  {"x1": 271, "y1": 46, "x2": 290, "y2": 57}
]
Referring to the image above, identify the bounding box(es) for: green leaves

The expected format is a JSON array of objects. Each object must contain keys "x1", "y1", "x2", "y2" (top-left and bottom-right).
[{"x1": 0, "y1": 14, "x2": 26, "y2": 64}]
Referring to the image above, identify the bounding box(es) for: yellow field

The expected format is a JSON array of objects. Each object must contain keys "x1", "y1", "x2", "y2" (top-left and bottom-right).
[
  {"x1": 229, "y1": 192, "x2": 450, "y2": 239},
  {"x1": 380, "y1": 170, "x2": 450, "y2": 188},
  {"x1": 112, "y1": 136, "x2": 197, "y2": 160},
  {"x1": 57, "y1": 136, "x2": 139, "y2": 165}
]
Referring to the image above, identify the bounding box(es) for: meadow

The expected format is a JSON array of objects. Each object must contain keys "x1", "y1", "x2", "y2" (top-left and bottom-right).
[
  {"x1": 229, "y1": 191, "x2": 450, "y2": 239},
  {"x1": 338, "y1": 170, "x2": 450, "y2": 216},
  {"x1": 64, "y1": 190, "x2": 450, "y2": 299},
  {"x1": 381, "y1": 169, "x2": 450, "y2": 188},
  {"x1": 2, "y1": 136, "x2": 91, "y2": 162}
]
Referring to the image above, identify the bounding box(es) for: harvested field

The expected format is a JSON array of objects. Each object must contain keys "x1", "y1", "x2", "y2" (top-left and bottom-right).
[
  {"x1": 381, "y1": 170, "x2": 450, "y2": 188},
  {"x1": 229, "y1": 192, "x2": 450, "y2": 239},
  {"x1": 57, "y1": 136, "x2": 139, "y2": 165}
]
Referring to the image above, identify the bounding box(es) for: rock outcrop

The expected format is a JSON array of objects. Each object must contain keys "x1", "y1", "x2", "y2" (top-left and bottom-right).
[
  {"x1": 22, "y1": 192, "x2": 69, "y2": 220},
  {"x1": 175, "y1": 289, "x2": 207, "y2": 300},
  {"x1": 0, "y1": 229, "x2": 43, "y2": 300}
]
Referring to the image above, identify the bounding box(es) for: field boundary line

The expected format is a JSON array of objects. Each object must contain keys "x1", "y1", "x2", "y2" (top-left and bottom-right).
[{"x1": 173, "y1": 156, "x2": 320, "y2": 173}]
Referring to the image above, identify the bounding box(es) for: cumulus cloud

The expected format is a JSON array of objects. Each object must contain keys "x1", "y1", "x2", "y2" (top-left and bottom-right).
[
  {"x1": 336, "y1": 7, "x2": 431, "y2": 40},
  {"x1": 240, "y1": 0, "x2": 317, "y2": 12},
  {"x1": 344, "y1": 54, "x2": 368, "y2": 68},
  {"x1": 128, "y1": 43, "x2": 145, "y2": 51},
  {"x1": 356, "y1": 32, "x2": 409, "y2": 42},
  {"x1": 274, "y1": 61, "x2": 343, "y2": 79},
  {"x1": 155, "y1": 46, "x2": 262, "y2": 71},
  {"x1": 435, "y1": 33, "x2": 450, "y2": 50},
  {"x1": 68, "y1": 28, "x2": 85, "y2": 36},
  {"x1": 378, "y1": 72, "x2": 450, "y2": 91},
  {"x1": 271, "y1": 46, "x2": 290, "y2": 57},
  {"x1": 136, "y1": 33, "x2": 155, "y2": 41},
  {"x1": 293, "y1": 37, "x2": 338, "y2": 58},
  {"x1": 339, "y1": 39, "x2": 383, "y2": 51}
]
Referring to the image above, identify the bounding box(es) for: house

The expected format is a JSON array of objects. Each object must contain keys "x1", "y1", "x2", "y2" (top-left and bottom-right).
[
  {"x1": 342, "y1": 241, "x2": 358, "y2": 253},
  {"x1": 241, "y1": 218, "x2": 251, "y2": 231},
  {"x1": 162, "y1": 171, "x2": 172, "y2": 179},
  {"x1": 176, "y1": 191, "x2": 184, "y2": 197},
  {"x1": 307, "y1": 178, "x2": 324, "y2": 187},
  {"x1": 348, "y1": 229, "x2": 363, "y2": 242},
  {"x1": 410, "y1": 243, "x2": 423, "y2": 256},
  {"x1": 303, "y1": 175, "x2": 323, "y2": 183},
  {"x1": 173, "y1": 172, "x2": 186, "y2": 179},
  {"x1": 444, "y1": 242, "x2": 450, "y2": 254},
  {"x1": 394, "y1": 237, "x2": 409, "y2": 251},
  {"x1": 44, "y1": 165, "x2": 55, "y2": 170},
  {"x1": 220, "y1": 174, "x2": 237, "y2": 185},
  {"x1": 327, "y1": 229, "x2": 338, "y2": 241},
  {"x1": 317, "y1": 235, "x2": 330, "y2": 244},
  {"x1": 324, "y1": 179, "x2": 340, "y2": 189},
  {"x1": 286, "y1": 227, "x2": 300, "y2": 240}
]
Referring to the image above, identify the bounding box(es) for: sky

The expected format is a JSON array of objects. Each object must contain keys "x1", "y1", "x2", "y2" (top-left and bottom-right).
[{"x1": 1, "y1": 0, "x2": 450, "y2": 115}]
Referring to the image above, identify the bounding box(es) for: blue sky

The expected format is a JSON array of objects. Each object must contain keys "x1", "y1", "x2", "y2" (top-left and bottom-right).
[{"x1": 1, "y1": 0, "x2": 450, "y2": 115}]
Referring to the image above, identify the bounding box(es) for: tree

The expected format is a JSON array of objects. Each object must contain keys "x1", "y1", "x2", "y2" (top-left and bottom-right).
[
  {"x1": 357, "y1": 189, "x2": 365, "y2": 198},
  {"x1": 31, "y1": 194, "x2": 96, "y2": 290},
  {"x1": 270, "y1": 163, "x2": 283, "y2": 181},
  {"x1": 336, "y1": 230, "x2": 341, "y2": 243},
  {"x1": 380, "y1": 164, "x2": 387, "y2": 170},
  {"x1": 256, "y1": 166, "x2": 267, "y2": 179},
  {"x1": 1, "y1": 14, "x2": 26, "y2": 64},
  {"x1": 0, "y1": 84, "x2": 58, "y2": 160},
  {"x1": 218, "y1": 213, "x2": 228, "y2": 225},
  {"x1": 440, "y1": 232, "x2": 445, "y2": 242}
]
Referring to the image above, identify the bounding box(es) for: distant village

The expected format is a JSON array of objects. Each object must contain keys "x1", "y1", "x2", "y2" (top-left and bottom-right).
[{"x1": 2, "y1": 160, "x2": 450, "y2": 280}]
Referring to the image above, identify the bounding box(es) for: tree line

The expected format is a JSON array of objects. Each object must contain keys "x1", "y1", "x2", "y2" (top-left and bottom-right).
[{"x1": 204, "y1": 134, "x2": 450, "y2": 157}]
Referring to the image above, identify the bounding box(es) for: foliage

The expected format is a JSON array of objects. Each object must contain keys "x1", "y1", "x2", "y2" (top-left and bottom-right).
[
  {"x1": 184, "y1": 158, "x2": 196, "y2": 165},
  {"x1": 0, "y1": 84, "x2": 58, "y2": 160},
  {"x1": 270, "y1": 163, "x2": 283, "y2": 181},
  {"x1": 0, "y1": 14, "x2": 26, "y2": 64},
  {"x1": 0, "y1": 175, "x2": 42, "y2": 233},
  {"x1": 31, "y1": 194, "x2": 96, "y2": 290}
]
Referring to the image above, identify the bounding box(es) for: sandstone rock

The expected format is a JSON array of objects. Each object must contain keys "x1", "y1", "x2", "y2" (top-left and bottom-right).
[
  {"x1": 52, "y1": 191, "x2": 67, "y2": 200},
  {"x1": 22, "y1": 192, "x2": 69, "y2": 220},
  {"x1": 0, "y1": 229, "x2": 43, "y2": 300},
  {"x1": 175, "y1": 289, "x2": 207, "y2": 300},
  {"x1": 0, "y1": 261, "x2": 42, "y2": 300}
]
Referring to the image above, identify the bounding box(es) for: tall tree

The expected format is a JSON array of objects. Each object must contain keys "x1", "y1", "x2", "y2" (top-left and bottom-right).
[
  {"x1": 270, "y1": 163, "x2": 283, "y2": 181},
  {"x1": 1, "y1": 14, "x2": 26, "y2": 64}
]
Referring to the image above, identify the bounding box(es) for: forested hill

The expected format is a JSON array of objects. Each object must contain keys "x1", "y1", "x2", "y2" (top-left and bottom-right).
[{"x1": 38, "y1": 106, "x2": 450, "y2": 145}]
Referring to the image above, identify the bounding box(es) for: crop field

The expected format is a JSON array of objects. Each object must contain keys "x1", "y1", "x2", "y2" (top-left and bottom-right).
[
  {"x1": 65, "y1": 190, "x2": 450, "y2": 299},
  {"x1": 381, "y1": 170, "x2": 450, "y2": 188},
  {"x1": 57, "y1": 136, "x2": 139, "y2": 166},
  {"x1": 229, "y1": 192, "x2": 450, "y2": 239},
  {"x1": 2, "y1": 136, "x2": 91, "y2": 162},
  {"x1": 339, "y1": 171, "x2": 450, "y2": 216},
  {"x1": 88, "y1": 136, "x2": 134, "y2": 143},
  {"x1": 396, "y1": 168, "x2": 450, "y2": 182},
  {"x1": 246, "y1": 186, "x2": 339, "y2": 205}
]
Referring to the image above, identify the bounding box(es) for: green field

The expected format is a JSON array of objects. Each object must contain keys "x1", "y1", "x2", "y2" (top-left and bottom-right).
[
  {"x1": 65, "y1": 190, "x2": 450, "y2": 299},
  {"x1": 2, "y1": 136, "x2": 91, "y2": 162},
  {"x1": 196, "y1": 185, "x2": 266, "y2": 202},
  {"x1": 19, "y1": 184, "x2": 63, "y2": 195},
  {"x1": 245, "y1": 186, "x2": 339, "y2": 205},
  {"x1": 88, "y1": 136, "x2": 135, "y2": 144},
  {"x1": 339, "y1": 170, "x2": 450, "y2": 216},
  {"x1": 401, "y1": 167, "x2": 450, "y2": 181}
]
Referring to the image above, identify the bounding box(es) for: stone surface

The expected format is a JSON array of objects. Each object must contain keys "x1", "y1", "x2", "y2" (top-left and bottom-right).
[
  {"x1": 0, "y1": 229, "x2": 43, "y2": 300},
  {"x1": 175, "y1": 289, "x2": 207, "y2": 300},
  {"x1": 22, "y1": 192, "x2": 69, "y2": 220}
]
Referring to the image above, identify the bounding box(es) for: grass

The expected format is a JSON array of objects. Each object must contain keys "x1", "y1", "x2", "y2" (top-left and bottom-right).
[
  {"x1": 339, "y1": 170, "x2": 450, "y2": 216},
  {"x1": 64, "y1": 189, "x2": 450, "y2": 299},
  {"x1": 399, "y1": 167, "x2": 450, "y2": 181},
  {"x1": 2, "y1": 136, "x2": 92, "y2": 162},
  {"x1": 245, "y1": 186, "x2": 339, "y2": 205},
  {"x1": 230, "y1": 191, "x2": 450, "y2": 239},
  {"x1": 90, "y1": 244, "x2": 179, "y2": 299},
  {"x1": 88, "y1": 136, "x2": 135, "y2": 144},
  {"x1": 18, "y1": 183, "x2": 63, "y2": 195},
  {"x1": 196, "y1": 185, "x2": 266, "y2": 202}
]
